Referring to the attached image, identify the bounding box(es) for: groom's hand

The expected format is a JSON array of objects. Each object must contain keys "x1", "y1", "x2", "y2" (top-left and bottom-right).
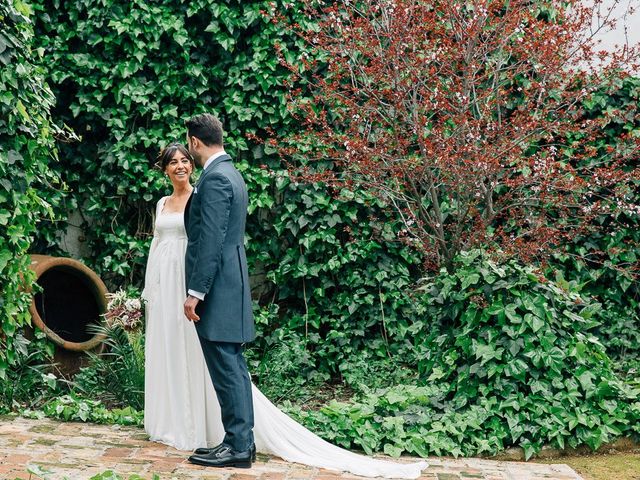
[{"x1": 184, "y1": 295, "x2": 201, "y2": 322}]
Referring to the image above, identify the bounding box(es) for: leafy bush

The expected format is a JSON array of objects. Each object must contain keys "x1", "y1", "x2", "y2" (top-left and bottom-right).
[
  {"x1": 287, "y1": 251, "x2": 640, "y2": 458},
  {"x1": 247, "y1": 324, "x2": 325, "y2": 404},
  {"x1": 553, "y1": 235, "x2": 640, "y2": 378},
  {"x1": 252, "y1": 182, "x2": 422, "y2": 377},
  {"x1": 70, "y1": 289, "x2": 145, "y2": 410},
  {"x1": 73, "y1": 323, "x2": 145, "y2": 411},
  {"x1": 550, "y1": 76, "x2": 640, "y2": 374},
  {"x1": 0, "y1": 0, "x2": 66, "y2": 382},
  {"x1": 22, "y1": 394, "x2": 143, "y2": 426},
  {"x1": 337, "y1": 350, "x2": 418, "y2": 397},
  {"x1": 0, "y1": 332, "x2": 61, "y2": 412},
  {"x1": 414, "y1": 251, "x2": 640, "y2": 456}
]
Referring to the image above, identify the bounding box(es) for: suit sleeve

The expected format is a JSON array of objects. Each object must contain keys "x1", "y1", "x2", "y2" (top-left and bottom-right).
[{"x1": 187, "y1": 173, "x2": 233, "y2": 295}]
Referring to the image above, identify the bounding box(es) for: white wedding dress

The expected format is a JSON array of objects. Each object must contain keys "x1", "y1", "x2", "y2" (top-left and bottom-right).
[{"x1": 142, "y1": 197, "x2": 427, "y2": 479}]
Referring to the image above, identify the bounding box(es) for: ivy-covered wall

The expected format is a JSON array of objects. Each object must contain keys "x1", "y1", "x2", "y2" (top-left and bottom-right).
[
  {"x1": 26, "y1": 0, "x2": 639, "y2": 381},
  {"x1": 0, "y1": 0, "x2": 63, "y2": 378},
  {"x1": 31, "y1": 0, "x2": 423, "y2": 377},
  {"x1": 551, "y1": 76, "x2": 640, "y2": 371}
]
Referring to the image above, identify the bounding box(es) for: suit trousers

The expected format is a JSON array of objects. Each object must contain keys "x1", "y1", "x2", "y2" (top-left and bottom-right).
[{"x1": 197, "y1": 337, "x2": 255, "y2": 451}]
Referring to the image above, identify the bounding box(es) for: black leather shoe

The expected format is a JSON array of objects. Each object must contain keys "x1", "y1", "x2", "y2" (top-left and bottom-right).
[
  {"x1": 188, "y1": 445, "x2": 253, "y2": 468},
  {"x1": 193, "y1": 443, "x2": 225, "y2": 456},
  {"x1": 194, "y1": 443, "x2": 256, "y2": 461}
]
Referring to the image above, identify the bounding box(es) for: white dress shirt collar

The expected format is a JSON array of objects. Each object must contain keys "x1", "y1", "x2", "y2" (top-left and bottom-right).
[{"x1": 203, "y1": 150, "x2": 227, "y2": 171}]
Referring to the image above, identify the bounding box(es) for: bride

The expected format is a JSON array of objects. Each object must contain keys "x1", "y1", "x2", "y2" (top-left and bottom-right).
[{"x1": 142, "y1": 143, "x2": 427, "y2": 479}]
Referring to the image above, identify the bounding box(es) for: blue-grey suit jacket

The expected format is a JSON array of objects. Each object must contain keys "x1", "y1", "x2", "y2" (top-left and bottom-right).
[{"x1": 184, "y1": 154, "x2": 255, "y2": 343}]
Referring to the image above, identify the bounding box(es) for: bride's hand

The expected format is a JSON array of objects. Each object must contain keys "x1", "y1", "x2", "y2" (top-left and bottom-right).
[{"x1": 184, "y1": 295, "x2": 201, "y2": 322}]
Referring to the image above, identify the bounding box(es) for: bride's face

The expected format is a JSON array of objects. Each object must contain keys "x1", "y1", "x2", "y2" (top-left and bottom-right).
[{"x1": 165, "y1": 151, "x2": 192, "y2": 188}]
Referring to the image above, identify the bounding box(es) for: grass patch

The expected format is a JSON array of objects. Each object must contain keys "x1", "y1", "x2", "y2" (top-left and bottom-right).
[{"x1": 541, "y1": 449, "x2": 640, "y2": 480}]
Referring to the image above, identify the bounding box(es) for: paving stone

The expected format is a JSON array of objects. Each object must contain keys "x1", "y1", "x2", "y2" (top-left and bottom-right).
[
  {"x1": 3, "y1": 453, "x2": 31, "y2": 464},
  {"x1": 289, "y1": 467, "x2": 318, "y2": 475},
  {"x1": 153, "y1": 459, "x2": 185, "y2": 471},
  {"x1": 26, "y1": 423, "x2": 58, "y2": 434},
  {"x1": 103, "y1": 447, "x2": 135, "y2": 458},
  {"x1": 0, "y1": 464, "x2": 23, "y2": 474}
]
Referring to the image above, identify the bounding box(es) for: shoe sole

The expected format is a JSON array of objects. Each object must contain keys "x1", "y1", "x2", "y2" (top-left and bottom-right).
[
  {"x1": 193, "y1": 451, "x2": 256, "y2": 462},
  {"x1": 188, "y1": 458, "x2": 252, "y2": 469}
]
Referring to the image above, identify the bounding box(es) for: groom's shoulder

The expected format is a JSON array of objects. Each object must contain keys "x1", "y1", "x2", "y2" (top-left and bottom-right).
[
  {"x1": 202, "y1": 169, "x2": 232, "y2": 185},
  {"x1": 214, "y1": 158, "x2": 239, "y2": 176}
]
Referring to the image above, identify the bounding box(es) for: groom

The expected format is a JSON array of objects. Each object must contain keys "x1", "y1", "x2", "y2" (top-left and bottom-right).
[{"x1": 182, "y1": 113, "x2": 256, "y2": 468}]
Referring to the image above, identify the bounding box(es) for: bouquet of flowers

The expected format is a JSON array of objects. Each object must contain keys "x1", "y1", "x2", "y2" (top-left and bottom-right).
[{"x1": 104, "y1": 290, "x2": 144, "y2": 332}]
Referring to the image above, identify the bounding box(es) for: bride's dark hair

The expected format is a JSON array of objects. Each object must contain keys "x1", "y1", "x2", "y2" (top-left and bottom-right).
[{"x1": 156, "y1": 143, "x2": 194, "y2": 171}]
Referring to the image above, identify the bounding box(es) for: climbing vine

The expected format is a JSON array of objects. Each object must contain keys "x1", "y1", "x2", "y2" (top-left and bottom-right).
[
  {"x1": 0, "y1": 0, "x2": 65, "y2": 381},
  {"x1": 31, "y1": 0, "x2": 422, "y2": 377}
]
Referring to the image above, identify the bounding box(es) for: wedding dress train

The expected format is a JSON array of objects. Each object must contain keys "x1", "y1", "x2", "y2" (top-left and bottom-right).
[{"x1": 142, "y1": 197, "x2": 427, "y2": 478}]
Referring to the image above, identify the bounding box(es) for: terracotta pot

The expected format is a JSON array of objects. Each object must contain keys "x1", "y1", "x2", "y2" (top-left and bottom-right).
[{"x1": 28, "y1": 255, "x2": 107, "y2": 352}]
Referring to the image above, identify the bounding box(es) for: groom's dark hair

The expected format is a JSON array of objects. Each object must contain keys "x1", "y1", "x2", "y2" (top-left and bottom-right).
[{"x1": 186, "y1": 113, "x2": 223, "y2": 147}]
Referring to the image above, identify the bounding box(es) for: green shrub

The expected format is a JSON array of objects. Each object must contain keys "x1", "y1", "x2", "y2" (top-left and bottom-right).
[
  {"x1": 551, "y1": 76, "x2": 640, "y2": 375},
  {"x1": 553, "y1": 235, "x2": 640, "y2": 379},
  {"x1": 247, "y1": 323, "x2": 325, "y2": 404},
  {"x1": 73, "y1": 324, "x2": 145, "y2": 411},
  {"x1": 22, "y1": 393, "x2": 143, "y2": 427},
  {"x1": 253, "y1": 182, "x2": 422, "y2": 377},
  {"x1": 287, "y1": 251, "x2": 640, "y2": 458},
  {"x1": 0, "y1": 331, "x2": 61, "y2": 412},
  {"x1": 45, "y1": 394, "x2": 142, "y2": 426},
  {"x1": 0, "y1": 0, "x2": 66, "y2": 384},
  {"x1": 337, "y1": 350, "x2": 418, "y2": 396}
]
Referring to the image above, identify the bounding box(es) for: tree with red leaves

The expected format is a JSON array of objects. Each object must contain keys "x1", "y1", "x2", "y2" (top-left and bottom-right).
[{"x1": 278, "y1": 0, "x2": 640, "y2": 270}]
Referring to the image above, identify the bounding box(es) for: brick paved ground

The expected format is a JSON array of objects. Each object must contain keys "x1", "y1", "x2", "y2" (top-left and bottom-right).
[{"x1": 0, "y1": 416, "x2": 583, "y2": 480}]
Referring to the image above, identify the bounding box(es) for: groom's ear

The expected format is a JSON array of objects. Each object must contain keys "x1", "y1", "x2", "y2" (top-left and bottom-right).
[{"x1": 188, "y1": 135, "x2": 200, "y2": 150}]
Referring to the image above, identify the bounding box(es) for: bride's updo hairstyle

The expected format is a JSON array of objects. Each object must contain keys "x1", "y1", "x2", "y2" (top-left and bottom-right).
[{"x1": 156, "y1": 143, "x2": 195, "y2": 172}]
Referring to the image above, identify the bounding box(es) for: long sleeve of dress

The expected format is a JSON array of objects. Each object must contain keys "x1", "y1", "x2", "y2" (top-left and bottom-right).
[{"x1": 141, "y1": 198, "x2": 164, "y2": 302}]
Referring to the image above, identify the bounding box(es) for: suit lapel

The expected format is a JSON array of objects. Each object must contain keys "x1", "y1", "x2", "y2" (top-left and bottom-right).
[{"x1": 184, "y1": 190, "x2": 193, "y2": 234}]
